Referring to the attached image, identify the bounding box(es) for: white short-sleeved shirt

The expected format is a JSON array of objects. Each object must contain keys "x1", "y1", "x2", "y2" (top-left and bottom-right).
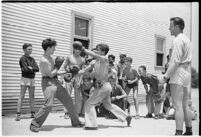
[{"x1": 167, "y1": 33, "x2": 192, "y2": 87}]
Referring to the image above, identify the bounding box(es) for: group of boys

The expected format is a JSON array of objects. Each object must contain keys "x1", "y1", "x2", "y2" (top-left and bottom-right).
[{"x1": 17, "y1": 17, "x2": 195, "y2": 135}]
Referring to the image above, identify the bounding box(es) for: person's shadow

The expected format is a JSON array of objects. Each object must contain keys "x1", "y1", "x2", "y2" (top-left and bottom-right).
[
  {"x1": 40, "y1": 124, "x2": 126, "y2": 131},
  {"x1": 40, "y1": 125, "x2": 73, "y2": 131}
]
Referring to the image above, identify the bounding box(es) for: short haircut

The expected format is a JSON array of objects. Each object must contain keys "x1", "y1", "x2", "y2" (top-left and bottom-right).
[
  {"x1": 170, "y1": 17, "x2": 185, "y2": 31},
  {"x1": 73, "y1": 41, "x2": 83, "y2": 50},
  {"x1": 108, "y1": 54, "x2": 115, "y2": 60},
  {"x1": 120, "y1": 54, "x2": 126, "y2": 58},
  {"x1": 22, "y1": 43, "x2": 32, "y2": 49},
  {"x1": 139, "y1": 65, "x2": 146, "y2": 71},
  {"x1": 83, "y1": 74, "x2": 91, "y2": 81},
  {"x1": 96, "y1": 43, "x2": 109, "y2": 55},
  {"x1": 108, "y1": 74, "x2": 116, "y2": 81},
  {"x1": 125, "y1": 57, "x2": 132, "y2": 63},
  {"x1": 42, "y1": 38, "x2": 57, "y2": 51}
]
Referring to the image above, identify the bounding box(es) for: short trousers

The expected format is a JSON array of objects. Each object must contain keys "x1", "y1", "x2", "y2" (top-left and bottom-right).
[
  {"x1": 169, "y1": 66, "x2": 191, "y2": 87},
  {"x1": 20, "y1": 77, "x2": 35, "y2": 87}
]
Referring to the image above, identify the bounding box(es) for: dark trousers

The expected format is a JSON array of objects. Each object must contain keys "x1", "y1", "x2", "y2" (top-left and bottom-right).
[{"x1": 31, "y1": 77, "x2": 80, "y2": 127}]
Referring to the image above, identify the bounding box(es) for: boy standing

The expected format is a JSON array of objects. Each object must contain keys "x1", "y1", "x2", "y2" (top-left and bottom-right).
[
  {"x1": 163, "y1": 17, "x2": 193, "y2": 135},
  {"x1": 62, "y1": 41, "x2": 85, "y2": 118},
  {"x1": 122, "y1": 57, "x2": 140, "y2": 119},
  {"x1": 16, "y1": 43, "x2": 39, "y2": 121},
  {"x1": 117, "y1": 54, "x2": 126, "y2": 88},
  {"x1": 30, "y1": 38, "x2": 83, "y2": 133},
  {"x1": 78, "y1": 43, "x2": 132, "y2": 130}
]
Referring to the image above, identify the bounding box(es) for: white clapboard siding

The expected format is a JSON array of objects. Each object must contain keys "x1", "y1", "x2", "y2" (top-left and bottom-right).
[{"x1": 2, "y1": 3, "x2": 191, "y2": 114}]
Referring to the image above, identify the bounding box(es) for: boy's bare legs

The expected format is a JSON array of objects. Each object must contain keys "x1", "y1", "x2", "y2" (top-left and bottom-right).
[
  {"x1": 28, "y1": 86, "x2": 35, "y2": 118},
  {"x1": 183, "y1": 86, "x2": 193, "y2": 135},
  {"x1": 16, "y1": 85, "x2": 28, "y2": 121},
  {"x1": 170, "y1": 84, "x2": 184, "y2": 135}
]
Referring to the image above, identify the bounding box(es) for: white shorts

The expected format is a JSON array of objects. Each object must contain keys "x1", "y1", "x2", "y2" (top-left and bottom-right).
[
  {"x1": 169, "y1": 66, "x2": 191, "y2": 87},
  {"x1": 20, "y1": 77, "x2": 35, "y2": 87}
]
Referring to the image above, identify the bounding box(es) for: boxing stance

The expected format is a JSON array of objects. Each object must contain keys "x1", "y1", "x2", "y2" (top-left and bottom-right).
[
  {"x1": 30, "y1": 38, "x2": 83, "y2": 133},
  {"x1": 78, "y1": 43, "x2": 132, "y2": 130}
]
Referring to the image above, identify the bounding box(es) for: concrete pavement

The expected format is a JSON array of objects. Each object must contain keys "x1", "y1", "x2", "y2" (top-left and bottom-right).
[{"x1": 1, "y1": 88, "x2": 199, "y2": 136}]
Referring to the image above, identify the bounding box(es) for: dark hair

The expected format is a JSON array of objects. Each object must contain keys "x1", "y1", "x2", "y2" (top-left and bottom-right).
[
  {"x1": 139, "y1": 65, "x2": 146, "y2": 71},
  {"x1": 96, "y1": 43, "x2": 109, "y2": 55},
  {"x1": 108, "y1": 54, "x2": 115, "y2": 60},
  {"x1": 42, "y1": 38, "x2": 57, "y2": 51},
  {"x1": 109, "y1": 61, "x2": 114, "y2": 66},
  {"x1": 83, "y1": 74, "x2": 91, "y2": 81},
  {"x1": 22, "y1": 43, "x2": 32, "y2": 49},
  {"x1": 73, "y1": 41, "x2": 83, "y2": 50},
  {"x1": 170, "y1": 17, "x2": 185, "y2": 31},
  {"x1": 125, "y1": 57, "x2": 132, "y2": 63},
  {"x1": 120, "y1": 54, "x2": 126, "y2": 58}
]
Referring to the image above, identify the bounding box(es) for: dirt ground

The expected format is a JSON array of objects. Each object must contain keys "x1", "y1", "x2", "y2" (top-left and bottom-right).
[{"x1": 1, "y1": 88, "x2": 199, "y2": 136}]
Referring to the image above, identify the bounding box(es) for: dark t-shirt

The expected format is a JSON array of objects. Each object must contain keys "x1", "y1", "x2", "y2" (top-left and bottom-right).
[
  {"x1": 19, "y1": 55, "x2": 39, "y2": 78},
  {"x1": 122, "y1": 67, "x2": 139, "y2": 86},
  {"x1": 140, "y1": 73, "x2": 159, "y2": 93}
]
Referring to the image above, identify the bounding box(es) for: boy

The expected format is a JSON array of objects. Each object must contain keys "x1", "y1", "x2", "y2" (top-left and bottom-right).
[
  {"x1": 108, "y1": 54, "x2": 118, "y2": 72},
  {"x1": 138, "y1": 65, "x2": 165, "y2": 119},
  {"x1": 78, "y1": 43, "x2": 132, "y2": 130},
  {"x1": 107, "y1": 75, "x2": 128, "y2": 119},
  {"x1": 163, "y1": 17, "x2": 193, "y2": 135},
  {"x1": 62, "y1": 41, "x2": 85, "y2": 118},
  {"x1": 117, "y1": 54, "x2": 126, "y2": 88},
  {"x1": 30, "y1": 38, "x2": 83, "y2": 133},
  {"x1": 16, "y1": 43, "x2": 39, "y2": 121},
  {"x1": 121, "y1": 57, "x2": 140, "y2": 119},
  {"x1": 79, "y1": 73, "x2": 94, "y2": 116}
]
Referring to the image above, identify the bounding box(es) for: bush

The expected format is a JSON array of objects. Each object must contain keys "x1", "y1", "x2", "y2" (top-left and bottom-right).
[{"x1": 191, "y1": 67, "x2": 199, "y2": 88}]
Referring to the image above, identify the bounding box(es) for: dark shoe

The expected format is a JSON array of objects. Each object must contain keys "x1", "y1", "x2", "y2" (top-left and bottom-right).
[
  {"x1": 154, "y1": 115, "x2": 159, "y2": 120},
  {"x1": 166, "y1": 115, "x2": 175, "y2": 120},
  {"x1": 30, "y1": 123, "x2": 40, "y2": 133},
  {"x1": 183, "y1": 132, "x2": 193, "y2": 135},
  {"x1": 126, "y1": 116, "x2": 132, "y2": 126},
  {"x1": 31, "y1": 112, "x2": 35, "y2": 118},
  {"x1": 15, "y1": 114, "x2": 21, "y2": 121},
  {"x1": 79, "y1": 113, "x2": 85, "y2": 117},
  {"x1": 175, "y1": 132, "x2": 182, "y2": 136},
  {"x1": 72, "y1": 122, "x2": 85, "y2": 127},
  {"x1": 145, "y1": 113, "x2": 152, "y2": 118},
  {"x1": 158, "y1": 113, "x2": 165, "y2": 119},
  {"x1": 84, "y1": 127, "x2": 98, "y2": 130}
]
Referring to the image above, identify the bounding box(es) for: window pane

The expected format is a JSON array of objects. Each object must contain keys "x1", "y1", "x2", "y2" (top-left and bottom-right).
[
  {"x1": 75, "y1": 17, "x2": 88, "y2": 37},
  {"x1": 156, "y1": 37, "x2": 164, "y2": 52},
  {"x1": 156, "y1": 53, "x2": 163, "y2": 66},
  {"x1": 74, "y1": 38, "x2": 89, "y2": 57}
]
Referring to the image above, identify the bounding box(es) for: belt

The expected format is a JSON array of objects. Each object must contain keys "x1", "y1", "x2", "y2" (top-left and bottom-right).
[
  {"x1": 178, "y1": 62, "x2": 191, "y2": 67},
  {"x1": 42, "y1": 76, "x2": 58, "y2": 79}
]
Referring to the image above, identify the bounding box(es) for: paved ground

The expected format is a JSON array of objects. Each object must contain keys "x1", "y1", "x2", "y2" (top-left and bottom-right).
[{"x1": 1, "y1": 88, "x2": 199, "y2": 136}]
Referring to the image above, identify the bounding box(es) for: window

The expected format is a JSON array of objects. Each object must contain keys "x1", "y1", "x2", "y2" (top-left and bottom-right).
[
  {"x1": 71, "y1": 11, "x2": 94, "y2": 57},
  {"x1": 155, "y1": 35, "x2": 166, "y2": 68}
]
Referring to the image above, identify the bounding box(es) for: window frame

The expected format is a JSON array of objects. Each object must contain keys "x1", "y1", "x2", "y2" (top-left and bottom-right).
[
  {"x1": 71, "y1": 11, "x2": 94, "y2": 53},
  {"x1": 154, "y1": 34, "x2": 166, "y2": 70}
]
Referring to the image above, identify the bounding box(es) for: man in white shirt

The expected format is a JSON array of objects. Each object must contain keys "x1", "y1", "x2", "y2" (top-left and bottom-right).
[{"x1": 163, "y1": 17, "x2": 193, "y2": 135}]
